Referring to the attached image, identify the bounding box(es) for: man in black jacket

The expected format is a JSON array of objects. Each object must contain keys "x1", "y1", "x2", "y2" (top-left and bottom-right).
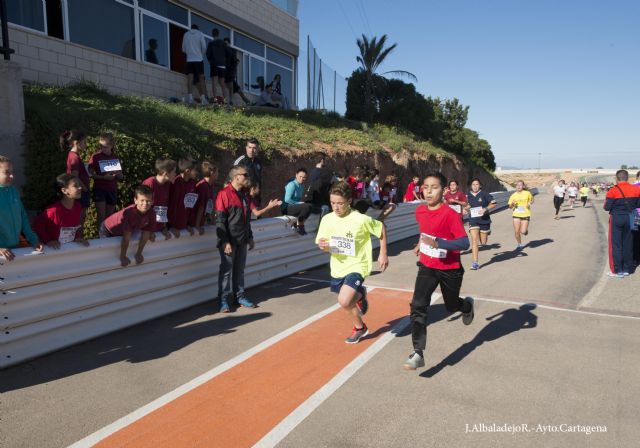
[
  {"x1": 234, "y1": 138, "x2": 263, "y2": 205},
  {"x1": 216, "y1": 165, "x2": 256, "y2": 312}
]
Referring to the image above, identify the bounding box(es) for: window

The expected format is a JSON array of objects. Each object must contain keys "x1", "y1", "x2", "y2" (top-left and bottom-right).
[
  {"x1": 267, "y1": 62, "x2": 292, "y2": 104},
  {"x1": 142, "y1": 14, "x2": 168, "y2": 66},
  {"x1": 191, "y1": 13, "x2": 229, "y2": 40},
  {"x1": 267, "y1": 47, "x2": 293, "y2": 69},
  {"x1": 68, "y1": 0, "x2": 136, "y2": 59},
  {"x1": 7, "y1": 0, "x2": 45, "y2": 32},
  {"x1": 248, "y1": 56, "x2": 265, "y2": 95},
  {"x1": 235, "y1": 33, "x2": 264, "y2": 57},
  {"x1": 138, "y1": 0, "x2": 188, "y2": 25}
]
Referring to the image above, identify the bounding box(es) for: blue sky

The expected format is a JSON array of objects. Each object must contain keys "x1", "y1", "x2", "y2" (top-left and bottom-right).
[{"x1": 298, "y1": 0, "x2": 640, "y2": 169}]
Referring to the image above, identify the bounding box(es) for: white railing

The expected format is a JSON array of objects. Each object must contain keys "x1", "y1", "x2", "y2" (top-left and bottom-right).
[{"x1": 0, "y1": 190, "x2": 528, "y2": 368}]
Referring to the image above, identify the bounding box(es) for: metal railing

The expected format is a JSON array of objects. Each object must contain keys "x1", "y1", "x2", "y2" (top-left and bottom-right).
[
  {"x1": 0, "y1": 0, "x2": 15, "y2": 60},
  {"x1": 0, "y1": 190, "x2": 525, "y2": 368}
]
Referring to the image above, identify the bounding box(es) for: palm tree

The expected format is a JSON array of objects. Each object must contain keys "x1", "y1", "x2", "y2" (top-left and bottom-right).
[{"x1": 356, "y1": 34, "x2": 417, "y2": 122}]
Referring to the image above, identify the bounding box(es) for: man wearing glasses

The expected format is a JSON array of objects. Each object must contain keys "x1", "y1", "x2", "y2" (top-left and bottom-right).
[{"x1": 215, "y1": 166, "x2": 257, "y2": 312}]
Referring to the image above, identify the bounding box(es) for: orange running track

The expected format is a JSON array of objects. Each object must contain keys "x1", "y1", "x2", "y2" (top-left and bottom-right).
[{"x1": 96, "y1": 288, "x2": 412, "y2": 448}]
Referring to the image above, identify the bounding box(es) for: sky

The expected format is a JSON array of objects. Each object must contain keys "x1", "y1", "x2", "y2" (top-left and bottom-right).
[{"x1": 297, "y1": 0, "x2": 640, "y2": 169}]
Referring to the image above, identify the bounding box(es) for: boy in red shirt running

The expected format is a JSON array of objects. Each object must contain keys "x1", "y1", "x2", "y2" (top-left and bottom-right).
[
  {"x1": 443, "y1": 179, "x2": 467, "y2": 217},
  {"x1": 404, "y1": 172, "x2": 475, "y2": 370}
]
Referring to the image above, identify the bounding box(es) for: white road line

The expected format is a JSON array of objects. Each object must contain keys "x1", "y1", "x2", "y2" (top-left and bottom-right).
[
  {"x1": 67, "y1": 302, "x2": 345, "y2": 448},
  {"x1": 253, "y1": 315, "x2": 412, "y2": 448},
  {"x1": 471, "y1": 295, "x2": 640, "y2": 321}
]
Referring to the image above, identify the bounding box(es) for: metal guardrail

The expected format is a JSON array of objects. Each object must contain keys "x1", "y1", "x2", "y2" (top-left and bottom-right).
[{"x1": 0, "y1": 190, "x2": 529, "y2": 368}]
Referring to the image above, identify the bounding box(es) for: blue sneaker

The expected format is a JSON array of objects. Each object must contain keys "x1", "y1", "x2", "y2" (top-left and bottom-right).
[
  {"x1": 238, "y1": 297, "x2": 256, "y2": 308},
  {"x1": 219, "y1": 300, "x2": 231, "y2": 313},
  {"x1": 621, "y1": 272, "x2": 630, "y2": 277},
  {"x1": 470, "y1": 262, "x2": 479, "y2": 270}
]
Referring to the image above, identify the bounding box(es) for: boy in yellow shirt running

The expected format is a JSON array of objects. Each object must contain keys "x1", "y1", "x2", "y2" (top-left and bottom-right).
[
  {"x1": 508, "y1": 180, "x2": 534, "y2": 251},
  {"x1": 316, "y1": 181, "x2": 389, "y2": 344}
]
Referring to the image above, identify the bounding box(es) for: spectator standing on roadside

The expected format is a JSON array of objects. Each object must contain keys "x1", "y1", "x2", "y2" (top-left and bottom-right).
[
  {"x1": 234, "y1": 138, "x2": 263, "y2": 205},
  {"x1": 307, "y1": 154, "x2": 333, "y2": 217},
  {"x1": 282, "y1": 168, "x2": 312, "y2": 235},
  {"x1": 604, "y1": 170, "x2": 640, "y2": 277},
  {"x1": 633, "y1": 171, "x2": 640, "y2": 266},
  {"x1": 216, "y1": 166, "x2": 257, "y2": 312},
  {"x1": 206, "y1": 28, "x2": 229, "y2": 103},
  {"x1": 182, "y1": 24, "x2": 208, "y2": 105}
]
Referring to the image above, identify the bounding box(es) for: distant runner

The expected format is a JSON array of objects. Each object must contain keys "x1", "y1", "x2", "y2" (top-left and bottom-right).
[
  {"x1": 579, "y1": 183, "x2": 590, "y2": 207},
  {"x1": 567, "y1": 182, "x2": 578, "y2": 209},
  {"x1": 465, "y1": 178, "x2": 497, "y2": 270},
  {"x1": 553, "y1": 180, "x2": 566, "y2": 220},
  {"x1": 508, "y1": 180, "x2": 534, "y2": 251}
]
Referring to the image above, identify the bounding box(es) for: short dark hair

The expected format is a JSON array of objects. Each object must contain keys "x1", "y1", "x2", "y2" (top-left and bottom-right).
[
  {"x1": 178, "y1": 157, "x2": 196, "y2": 173},
  {"x1": 191, "y1": 24, "x2": 199, "y2": 30},
  {"x1": 134, "y1": 184, "x2": 153, "y2": 198},
  {"x1": 296, "y1": 167, "x2": 307, "y2": 175},
  {"x1": 424, "y1": 171, "x2": 447, "y2": 188},
  {"x1": 616, "y1": 170, "x2": 629, "y2": 181},
  {"x1": 247, "y1": 138, "x2": 260, "y2": 147},
  {"x1": 155, "y1": 158, "x2": 177, "y2": 174},
  {"x1": 201, "y1": 160, "x2": 218, "y2": 177},
  {"x1": 212, "y1": 28, "x2": 219, "y2": 37},
  {"x1": 55, "y1": 173, "x2": 79, "y2": 196},
  {"x1": 470, "y1": 177, "x2": 483, "y2": 187},
  {"x1": 223, "y1": 37, "x2": 230, "y2": 44},
  {"x1": 636, "y1": 170, "x2": 640, "y2": 179},
  {"x1": 330, "y1": 181, "x2": 352, "y2": 199}
]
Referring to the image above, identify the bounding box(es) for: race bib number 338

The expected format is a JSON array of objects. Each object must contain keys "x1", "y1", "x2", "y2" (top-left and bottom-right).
[{"x1": 329, "y1": 235, "x2": 355, "y2": 256}]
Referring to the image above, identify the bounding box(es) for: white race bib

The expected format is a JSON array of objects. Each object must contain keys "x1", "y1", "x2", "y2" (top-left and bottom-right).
[
  {"x1": 449, "y1": 204, "x2": 462, "y2": 213},
  {"x1": 516, "y1": 206, "x2": 526, "y2": 213},
  {"x1": 470, "y1": 207, "x2": 484, "y2": 218},
  {"x1": 205, "y1": 198, "x2": 214, "y2": 215},
  {"x1": 419, "y1": 233, "x2": 447, "y2": 259},
  {"x1": 98, "y1": 159, "x2": 122, "y2": 173},
  {"x1": 183, "y1": 193, "x2": 198, "y2": 209},
  {"x1": 329, "y1": 235, "x2": 356, "y2": 256},
  {"x1": 154, "y1": 205, "x2": 168, "y2": 223},
  {"x1": 59, "y1": 226, "x2": 79, "y2": 244}
]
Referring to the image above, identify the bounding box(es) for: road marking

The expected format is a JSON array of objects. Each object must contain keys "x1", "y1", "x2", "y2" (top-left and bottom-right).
[
  {"x1": 71, "y1": 288, "x2": 414, "y2": 448},
  {"x1": 254, "y1": 315, "x2": 411, "y2": 448},
  {"x1": 68, "y1": 301, "x2": 343, "y2": 448}
]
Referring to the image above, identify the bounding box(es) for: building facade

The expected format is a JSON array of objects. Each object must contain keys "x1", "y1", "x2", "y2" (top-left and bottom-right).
[{"x1": 5, "y1": 0, "x2": 298, "y2": 105}]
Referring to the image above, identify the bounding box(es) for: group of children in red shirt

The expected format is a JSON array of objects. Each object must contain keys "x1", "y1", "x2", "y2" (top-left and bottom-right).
[{"x1": 27, "y1": 130, "x2": 220, "y2": 267}]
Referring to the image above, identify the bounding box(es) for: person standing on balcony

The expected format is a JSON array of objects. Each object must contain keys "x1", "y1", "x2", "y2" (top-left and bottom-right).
[{"x1": 182, "y1": 24, "x2": 208, "y2": 105}]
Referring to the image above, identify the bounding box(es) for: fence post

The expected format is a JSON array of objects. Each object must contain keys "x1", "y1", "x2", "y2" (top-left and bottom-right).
[{"x1": 0, "y1": 0, "x2": 15, "y2": 60}]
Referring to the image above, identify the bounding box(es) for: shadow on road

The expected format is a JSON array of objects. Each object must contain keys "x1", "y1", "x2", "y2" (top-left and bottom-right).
[
  {"x1": 559, "y1": 215, "x2": 575, "y2": 219},
  {"x1": 0, "y1": 305, "x2": 272, "y2": 392},
  {"x1": 526, "y1": 238, "x2": 554, "y2": 249},
  {"x1": 421, "y1": 304, "x2": 538, "y2": 378}
]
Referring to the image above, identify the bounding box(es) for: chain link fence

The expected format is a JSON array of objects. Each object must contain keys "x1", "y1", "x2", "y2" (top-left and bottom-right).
[{"x1": 298, "y1": 36, "x2": 347, "y2": 115}]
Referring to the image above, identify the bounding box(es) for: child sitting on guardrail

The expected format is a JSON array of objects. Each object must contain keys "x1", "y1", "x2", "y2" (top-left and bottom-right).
[
  {"x1": 33, "y1": 174, "x2": 89, "y2": 249},
  {"x1": 0, "y1": 155, "x2": 44, "y2": 261},
  {"x1": 99, "y1": 185, "x2": 156, "y2": 267}
]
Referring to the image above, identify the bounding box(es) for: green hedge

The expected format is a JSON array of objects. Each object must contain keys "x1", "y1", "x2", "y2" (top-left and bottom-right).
[{"x1": 23, "y1": 82, "x2": 450, "y2": 238}]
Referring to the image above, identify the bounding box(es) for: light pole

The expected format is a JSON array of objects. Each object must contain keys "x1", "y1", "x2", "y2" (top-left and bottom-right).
[{"x1": 538, "y1": 152, "x2": 542, "y2": 172}]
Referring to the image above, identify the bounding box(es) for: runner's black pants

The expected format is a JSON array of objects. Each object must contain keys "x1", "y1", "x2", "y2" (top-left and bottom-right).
[
  {"x1": 410, "y1": 265, "x2": 470, "y2": 351},
  {"x1": 553, "y1": 196, "x2": 564, "y2": 214}
]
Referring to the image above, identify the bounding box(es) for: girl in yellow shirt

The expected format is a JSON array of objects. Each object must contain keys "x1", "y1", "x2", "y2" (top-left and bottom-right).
[{"x1": 508, "y1": 180, "x2": 534, "y2": 251}]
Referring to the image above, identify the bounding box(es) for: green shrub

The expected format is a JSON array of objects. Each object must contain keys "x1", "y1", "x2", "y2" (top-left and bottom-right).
[{"x1": 23, "y1": 82, "x2": 452, "y2": 237}]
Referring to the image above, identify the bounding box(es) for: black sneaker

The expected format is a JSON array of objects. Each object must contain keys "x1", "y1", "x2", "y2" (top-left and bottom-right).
[
  {"x1": 356, "y1": 288, "x2": 368, "y2": 316},
  {"x1": 462, "y1": 297, "x2": 474, "y2": 325}
]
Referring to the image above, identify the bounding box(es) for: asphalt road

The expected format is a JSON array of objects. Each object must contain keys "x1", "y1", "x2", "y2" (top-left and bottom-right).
[{"x1": 1, "y1": 193, "x2": 638, "y2": 448}]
